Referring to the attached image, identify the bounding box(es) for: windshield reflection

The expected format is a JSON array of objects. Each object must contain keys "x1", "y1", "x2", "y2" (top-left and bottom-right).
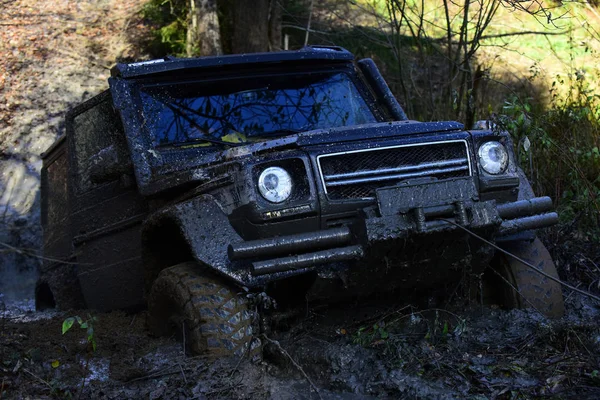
[{"x1": 139, "y1": 72, "x2": 377, "y2": 148}]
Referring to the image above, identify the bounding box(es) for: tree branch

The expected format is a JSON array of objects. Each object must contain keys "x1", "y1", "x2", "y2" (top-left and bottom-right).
[{"x1": 477, "y1": 29, "x2": 573, "y2": 42}]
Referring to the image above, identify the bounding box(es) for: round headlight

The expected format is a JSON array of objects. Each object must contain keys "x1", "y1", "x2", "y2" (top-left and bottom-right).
[
  {"x1": 258, "y1": 167, "x2": 293, "y2": 203},
  {"x1": 478, "y1": 141, "x2": 509, "y2": 174}
]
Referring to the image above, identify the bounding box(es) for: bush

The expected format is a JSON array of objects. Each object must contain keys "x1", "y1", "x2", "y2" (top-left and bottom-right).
[
  {"x1": 142, "y1": 0, "x2": 187, "y2": 56},
  {"x1": 498, "y1": 71, "x2": 600, "y2": 233}
]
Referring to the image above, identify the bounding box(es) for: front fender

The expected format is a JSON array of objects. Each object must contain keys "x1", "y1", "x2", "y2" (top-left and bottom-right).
[{"x1": 142, "y1": 195, "x2": 246, "y2": 288}]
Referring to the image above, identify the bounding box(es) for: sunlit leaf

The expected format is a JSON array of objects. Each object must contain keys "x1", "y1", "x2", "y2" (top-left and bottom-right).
[
  {"x1": 523, "y1": 136, "x2": 531, "y2": 152},
  {"x1": 62, "y1": 318, "x2": 75, "y2": 335}
]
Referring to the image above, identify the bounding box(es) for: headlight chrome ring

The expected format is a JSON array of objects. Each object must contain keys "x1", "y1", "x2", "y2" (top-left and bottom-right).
[
  {"x1": 258, "y1": 167, "x2": 293, "y2": 203},
  {"x1": 478, "y1": 141, "x2": 509, "y2": 174}
]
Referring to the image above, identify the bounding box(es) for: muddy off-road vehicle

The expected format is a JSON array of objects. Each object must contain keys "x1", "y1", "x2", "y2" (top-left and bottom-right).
[{"x1": 38, "y1": 46, "x2": 564, "y2": 357}]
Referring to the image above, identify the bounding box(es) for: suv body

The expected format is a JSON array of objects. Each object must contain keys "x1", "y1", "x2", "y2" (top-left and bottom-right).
[{"x1": 38, "y1": 46, "x2": 562, "y2": 334}]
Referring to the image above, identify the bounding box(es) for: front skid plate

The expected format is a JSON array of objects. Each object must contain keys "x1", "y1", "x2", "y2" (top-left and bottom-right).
[
  {"x1": 363, "y1": 200, "x2": 501, "y2": 243},
  {"x1": 376, "y1": 177, "x2": 477, "y2": 216}
]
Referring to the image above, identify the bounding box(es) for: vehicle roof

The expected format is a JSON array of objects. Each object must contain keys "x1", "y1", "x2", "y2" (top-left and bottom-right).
[{"x1": 110, "y1": 46, "x2": 355, "y2": 79}]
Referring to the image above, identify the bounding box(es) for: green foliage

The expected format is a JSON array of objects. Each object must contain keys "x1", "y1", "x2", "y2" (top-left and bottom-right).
[
  {"x1": 498, "y1": 71, "x2": 600, "y2": 232},
  {"x1": 142, "y1": 0, "x2": 187, "y2": 56},
  {"x1": 352, "y1": 310, "x2": 467, "y2": 349},
  {"x1": 422, "y1": 310, "x2": 465, "y2": 344},
  {"x1": 62, "y1": 314, "x2": 98, "y2": 352},
  {"x1": 353, "y1": 322, "x2": 390, "y2": 347}
]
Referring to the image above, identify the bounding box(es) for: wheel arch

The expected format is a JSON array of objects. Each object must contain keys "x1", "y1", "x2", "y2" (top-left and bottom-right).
[
  {"x1": 35, "y1": 280, "x2": 56, "y2": 310},
  {"x1": 142, "y1": 215, "x2": 195, "y2": 294},
  {"x1": 141, "y1": 194, "x2": 245, "y2": 293}
]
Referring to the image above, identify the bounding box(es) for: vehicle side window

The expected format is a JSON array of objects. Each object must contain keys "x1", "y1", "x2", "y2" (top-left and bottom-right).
[{"x1": 71, "y1": 96, "x2": 127, "y2": 193}]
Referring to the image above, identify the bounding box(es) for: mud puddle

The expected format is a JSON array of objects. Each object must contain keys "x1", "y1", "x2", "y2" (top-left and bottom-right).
[
  {"x1": 2, "y1": 292, "x2": 600, "y2": 399},
  {"x1": 0, "y1": 294, "x2": 59, "y2": 324}
]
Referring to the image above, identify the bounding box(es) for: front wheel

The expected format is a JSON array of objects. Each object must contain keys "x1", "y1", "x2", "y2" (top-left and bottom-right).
[
  {"x1": 147, "y1": 262, "x2": 261, "y2": 358},
  {"x1": 486, "y1": 238, "x2": 565, "y2": 318}
]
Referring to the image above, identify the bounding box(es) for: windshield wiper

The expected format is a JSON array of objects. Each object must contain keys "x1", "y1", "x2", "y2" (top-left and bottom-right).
[
  {"x1": 159, "y1": 137, "x2": 243, "y2": 149},
  {"x1": 192, "y1": 137, "x2": 243, "y2": 147}
]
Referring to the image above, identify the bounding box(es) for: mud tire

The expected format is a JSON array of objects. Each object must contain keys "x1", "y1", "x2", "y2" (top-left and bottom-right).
[
  {"x1": 489, "y1": 238, "x2": 564, "y2": 318},
  {"x1": 147, "y1": 262, "x2": 260, "y2": 358}
]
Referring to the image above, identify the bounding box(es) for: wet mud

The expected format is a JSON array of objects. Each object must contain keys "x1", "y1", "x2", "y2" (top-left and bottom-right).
[{"x1": 2, "y1": 290, "x2": 600, "y2": 399}]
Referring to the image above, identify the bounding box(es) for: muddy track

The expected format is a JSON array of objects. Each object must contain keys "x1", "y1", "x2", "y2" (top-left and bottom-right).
[{"x1": 2, "y1": 293, "x2": 600, "y2": 399}]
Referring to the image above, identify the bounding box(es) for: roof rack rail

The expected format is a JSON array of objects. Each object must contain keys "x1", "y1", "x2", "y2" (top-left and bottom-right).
[{"x1": 302, "y1": 45, "x2": 347, "y2": 52}]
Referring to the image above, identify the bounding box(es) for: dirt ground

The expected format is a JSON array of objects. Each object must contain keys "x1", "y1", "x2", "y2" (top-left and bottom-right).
[
  {"x1": 2, "y1": 0, "x2": 600, "y2": 399},
  {"x1": 0, "y1": 0, "x2": 150, "y2": 290},
  {"x1": 2, "y1": 288, "x2": 600, "y2": 399}
]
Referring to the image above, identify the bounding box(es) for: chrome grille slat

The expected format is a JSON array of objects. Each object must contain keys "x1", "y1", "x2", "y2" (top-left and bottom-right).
[
  {"x1": 326, "y1": 165, "x2": 469, "y2": 186},
  {"x1": 324, "y1": 158, "x2": 468, "y2": 181},
  {"x1": 317, "y1": 140, "x2": 472, "y2": 200}
]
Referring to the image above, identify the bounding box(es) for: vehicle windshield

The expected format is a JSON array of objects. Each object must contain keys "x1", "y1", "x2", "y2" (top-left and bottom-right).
[{"x1": 139, "y1": 72, "x2": 377, "y2": 148}]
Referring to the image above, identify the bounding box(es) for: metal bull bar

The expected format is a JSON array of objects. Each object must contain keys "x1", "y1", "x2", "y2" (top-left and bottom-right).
[
  {"x1": 228, "y1": 196, "x2": 558, "y2": 277},
  {"x1": 497, "y1": 197, "x2": 553, "y2": 219},
  {"x1": 227, "y1": 227, "x2": 359, "y2": 277},
  {"x1": 251, "y1": 245, "x2": 364, "y2": 275},
  {"x1": 228, "y1": 227, "x2": 352, "y2": 261},
  {"x1": 497, "y1": 197, "x2": 558, "y2": 235}
]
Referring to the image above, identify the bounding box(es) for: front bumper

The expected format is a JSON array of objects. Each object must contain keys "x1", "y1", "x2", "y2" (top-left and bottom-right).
[{"x1": 229, "y1": 192, "x2": 557, "y2": 278}]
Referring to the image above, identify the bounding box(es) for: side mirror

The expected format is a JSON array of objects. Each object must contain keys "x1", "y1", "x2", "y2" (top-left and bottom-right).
[{"x1": 89, "y1": 144, "x2": 133, "y2": 184}]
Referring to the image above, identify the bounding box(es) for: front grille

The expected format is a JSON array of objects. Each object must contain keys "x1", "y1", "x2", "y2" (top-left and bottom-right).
[{"x1": 318, "y1": 140, "x2": 471, "y2": 200}]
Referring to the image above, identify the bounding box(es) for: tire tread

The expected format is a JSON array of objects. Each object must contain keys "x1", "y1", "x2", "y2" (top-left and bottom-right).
[{"x1": 148, "y1": 262, "x2": 261, "y2": 358}]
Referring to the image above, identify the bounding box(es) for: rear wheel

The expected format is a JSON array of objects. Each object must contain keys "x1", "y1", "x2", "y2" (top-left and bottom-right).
[
  {"x1": 147, "y1": 262, "x2": 261, "y2": 358},
  {"x1": 486, "y1": 238, "x2": 564, "y2": 318},
  {"x1": 35, "y1": 265, "x2": 85, "y2": 310}
]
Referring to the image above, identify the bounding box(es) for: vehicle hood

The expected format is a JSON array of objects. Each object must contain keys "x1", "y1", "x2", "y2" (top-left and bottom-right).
[
  {"x1": 297, "y1": 120, "x2": 464, "y2": 146},
  {"x1": 226, "y1": 120, "x2": 464, "y2": 159}
]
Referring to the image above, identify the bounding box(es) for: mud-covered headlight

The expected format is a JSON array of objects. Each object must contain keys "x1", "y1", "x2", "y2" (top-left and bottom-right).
[
  {"x1": 478, "y1": 141, "x2": 509, "y2": 174},
  {"x1": 258, "y1": 167, "x2": 293, "y2": 203}
]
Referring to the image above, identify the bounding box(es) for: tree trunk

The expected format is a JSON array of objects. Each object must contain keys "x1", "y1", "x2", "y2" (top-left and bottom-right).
[
  {"x1": 268, "y1": 0, "x2": 282, "y2": 51},
  {"x1": 186, "y1": 0, "x2": 222, "y2": 57},
  {"x1": 230, "y1": 0, "x2": 281, "y2": 53}
]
